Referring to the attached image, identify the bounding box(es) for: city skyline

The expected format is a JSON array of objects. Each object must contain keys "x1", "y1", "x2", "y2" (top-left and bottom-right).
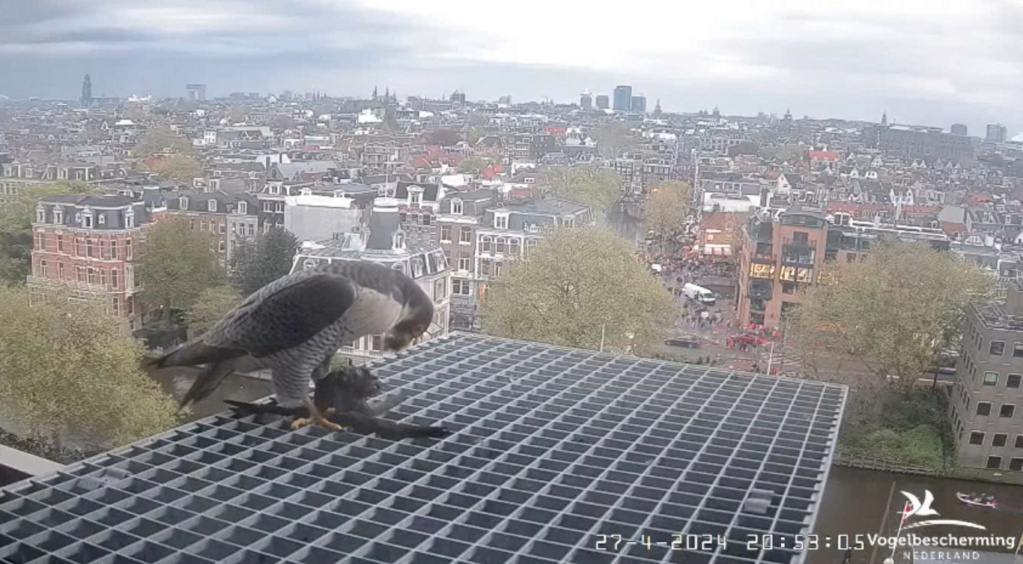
[{"x1": 1, "y1": 0, "x2": 1022, "y2": 137}]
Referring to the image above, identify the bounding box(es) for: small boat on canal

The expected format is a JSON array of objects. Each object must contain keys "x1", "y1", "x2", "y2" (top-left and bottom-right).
[{"x1": 956, "y1": 492, "x2": 997, "y2": 508}]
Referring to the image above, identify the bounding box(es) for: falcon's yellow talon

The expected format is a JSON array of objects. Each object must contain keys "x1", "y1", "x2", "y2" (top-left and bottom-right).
[{"x1": 291, "y1": 417, "x2": 313, "y2": 430}]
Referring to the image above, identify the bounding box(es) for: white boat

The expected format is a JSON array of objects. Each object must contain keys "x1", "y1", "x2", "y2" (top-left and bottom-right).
[{"x1": 956, "y1": 492, "x2": 996, "y2": 508}]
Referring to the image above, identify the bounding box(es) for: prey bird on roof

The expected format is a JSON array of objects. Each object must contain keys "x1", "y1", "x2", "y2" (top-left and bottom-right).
[
  {"x1": 146, "y1": 260, "x2": 434, "y2": 433},
  {"x1": 225, "y1": 366, "x2": 450, "y2": 440}
]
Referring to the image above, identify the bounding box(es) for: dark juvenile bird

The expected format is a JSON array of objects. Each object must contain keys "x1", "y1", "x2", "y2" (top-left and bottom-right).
[
  {"x1": 146, "y1": 260, "x2": 434, "y2": 432},
  {"x1": 225, "y1": 366, "x2": 450, "y2": 440}
]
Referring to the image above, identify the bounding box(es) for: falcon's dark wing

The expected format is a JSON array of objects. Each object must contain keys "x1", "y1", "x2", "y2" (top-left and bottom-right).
[{"x1": 149, "y1": 272, "x2": 357, "y2": 407}]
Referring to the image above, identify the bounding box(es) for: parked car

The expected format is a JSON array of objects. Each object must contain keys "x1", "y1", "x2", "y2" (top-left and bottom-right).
[{"x1": 665, "y1": 337, "x2": 701, "y2": 349}]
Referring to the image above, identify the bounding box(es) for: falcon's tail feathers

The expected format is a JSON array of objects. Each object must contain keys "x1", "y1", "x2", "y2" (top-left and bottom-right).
[
  {"x1": 180, "y1": 360, "x2": 237, "y2": 408},
  {"x1": 144, "y1": 340, "x2": 241, "y2": 371},
  {"x1": 330, "y1": 412, "x2": 451, "y2": 440}
]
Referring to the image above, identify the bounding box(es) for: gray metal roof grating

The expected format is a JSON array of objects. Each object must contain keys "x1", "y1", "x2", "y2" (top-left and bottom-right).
[{"x1": 0, "y1": 333, "x2": 846, "y2": 564}]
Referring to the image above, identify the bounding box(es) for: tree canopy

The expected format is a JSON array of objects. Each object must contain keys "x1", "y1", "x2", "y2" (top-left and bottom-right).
[
  {"x1": 428, "y1": 129, "x2": 461, "y2": 147},
  {"x1": 231, "y1": 227, "x2": 299, "y2": 295},
  {"x1": 592, "y1": 124, "x2": 639, "y2": 159},
  {"x1": 793, "y1": 241, "x2": 994, "y2": 386},
  {"x1": 544, "y1": 166, "x2": 622, "y2": 215},
  {"x1": 459, "y1": 156, "x2": 492, "y2": 176},
  {"x1": 483, "y1": 227, "x2": 673, "y2": 354},
  {"x1": 146, "y1": 154, "x2": 202, "y2": 185},
  {"x1": 643, "y1": 181, "x2": 692, "y2": 242},
  {"x1": 138, "y1": 218, "x2": 226, "y2": 319},
  {"x1": 135, "y1": 127, "x2": 192, "y2": 159},
  {"x1": 186, "y1": 285, "x2": 243, "y2": 338},
  {"x1": 0, "y1": 182, "x2": 100, "y2": 285},
  {"x1": 0, "y1": 286, "x2": 179, "y2": 448}
]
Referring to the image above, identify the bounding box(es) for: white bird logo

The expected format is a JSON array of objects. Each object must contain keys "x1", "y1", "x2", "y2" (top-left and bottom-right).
[{"x1": 901, "y1": 490, "x2": 940, "y2": 517}]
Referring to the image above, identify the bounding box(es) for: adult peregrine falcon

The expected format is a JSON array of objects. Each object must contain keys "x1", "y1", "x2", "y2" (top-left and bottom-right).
[{"x1": 146, "y1": 260, "x2": 434, "y2": 432}]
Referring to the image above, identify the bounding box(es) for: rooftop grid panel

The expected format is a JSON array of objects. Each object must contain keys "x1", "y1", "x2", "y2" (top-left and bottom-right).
[{"x1": 0, "y1": 333, "x2": 846, "y2": 564}]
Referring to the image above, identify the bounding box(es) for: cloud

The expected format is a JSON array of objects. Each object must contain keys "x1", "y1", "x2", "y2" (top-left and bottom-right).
[{"x1": 0, "y1": 0, "x2": 1021, "y2": 134}]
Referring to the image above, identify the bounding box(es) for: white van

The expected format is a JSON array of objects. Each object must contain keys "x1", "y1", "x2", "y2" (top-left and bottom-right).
[{"x1": 683, "y1": 283, "x2": 716, "y2": 305}]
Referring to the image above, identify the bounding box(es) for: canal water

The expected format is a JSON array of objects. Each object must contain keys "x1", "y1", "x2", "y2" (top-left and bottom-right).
[{"x1": 811, "y1": 466, "x2": 1023, "y2": 564}]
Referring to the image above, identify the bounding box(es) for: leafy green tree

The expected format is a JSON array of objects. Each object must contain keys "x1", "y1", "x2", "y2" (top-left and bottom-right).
[
  {"x1": 0, "y1": 286, "x2": 179, "y2": 449},
  {"x1": 146, "y1": 154, "x2": 202, "y2": 185},
  {"x1": 483, "y1": 227, "x2": 673, "y2": 354},
  {"x1": 544, "y1": 166, "x2": 622, "y2": 215},
  {"x1": 794, "y1": 241, "x2": 994, "y2": 387},
  {"x1": 185, "y1": 285, "x2": 244, "y2": 338},
  {"x1": 0, "y1": 183, "x2": 100, "y2": 284},
  {"x1": 135, "y1": 127, "x2": 192, "y2": 158},
  {"x1": 428, "y1": 129, "x2": 462, "y2": 147},
  {"x1": 231, "y1": 228, "x2": 299, "y2": 295},
  {"x1": 643, "y1": 181, "x2": 692, "y2": 245},
  {"x1": 592, "y1": 124, "x2": 639, "y2": 158},
  {"x1": 139, "y1": 218, "x2": 225, "y2": 320},
  {"x1": 459, "y1": 157, "x2": 492, "y2": 175}
]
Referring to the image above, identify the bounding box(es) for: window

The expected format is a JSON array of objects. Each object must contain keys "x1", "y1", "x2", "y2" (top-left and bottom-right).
[
  {"x1": 452, "y1": 279, "x2": 471, "y2": 296},
  {"x1": 1013, "y1": 343, "x2": 1023, "y2": 358},
  {"x1": 57, "y1": 234, "x2": 64, "y2": 252},
  {"x1": 991, "y1": 341, "x2": 1006, "y2": 356},
  {"x1": 977, "y1": 402, "x2": 992, "y2": 416},
  {"x1": 219, "y1": 222, "x2": 226, "y2": 234},
  {"x1": 125, "y1": 239, "x2": 132, "y2": 259},
  {"x1": 87, "y1": 268, "x2": 96, "y2": 285},
  {"x1": 423, "y1": 214, "x2": 431, "y2": 226},
  {"x1": 1009, "y1": 375, "x2": 1021, "y2": 389},
  {"x1": 411, "y1": 192, "x2": 421, "y2": 204},
  {"x1": 1016, "y1": 435, "x2": 1023, "y2": 449},
  {"x1": 1011, "y1": 458, "x2": 1023, "y2": 471},
  {"x1": 451, "y1": 199, "x2": 463, "y2": 215},
  {"x1": 495, "y1": 214, "x2": 508, "y2": 229},
  {"x1": 457, "y1": 253, "x2": 470, "y2": 272},
  {"x1": 984, "y1": 372, "x2": 999, "y2": 386},
  {"x1": 82, "y1": 213, "x2": 92, "y2": 228},
  {"x1": 218, "y1": 239, "x2": 225, "y2": 252},
  {"x1": 509, "y1": 239, "x2": 520, "y2": 256},
  {"x1": 371, "y1": 336, "x2": 383, "y2": 351},
  {"x1": 987, "y1": 456, "x2": 1003, "y2": 469},
  {"x1": 35, "y1": 233, "x2": 44, "y2": 251},
  {"x1": 494, "y1": 262, "x2": 503, "y2": 278},
  {"x1": 994, "y1": 433, "x2": 1008, "y2": 447},
  {"x1": 179, "y1": 196, "x2": 189, "y2": 209},
  {"x1": 238, "y1": 201, "x2": 247, "y2": 214},
  {"x1": 1002, "y1": 404, "x2": 1016, "y2": 418},
  {"x1": 481, "y1": 236, "x2": 492, "y2": 253},
  {"x1": 97, "y1": 214, "x2": 106, "y2": 225},
  {"x1": 86, "y1": 238, "x2": 94, "y2": 258},
  {"x1": 459, "y1": 227, "x2": 472, "y2": 244},
  {"x1": 792, "y1": 231, "x2": 808, "y2": 244},
  {"x1": 57, "y1": 262, "x2": 65, "y2": 280},
  {"x1": 208, "y1": 199, "x2": 217, "y2": 212},
  {"x1": 434, "y1": 279, "x2": 447, "y2": 301},
  {"x1": 111, "y1": 270, "x2": 118, "y2": 288},
  {"x1": 441, "y1": 225, "x2": 452, "y2": 242},
  {"x1": 36, "y1": 208, "x2": 45, "y2": 223},
  {"x1": 125, "y1": 211, "x2": 134, "y2": 228},
  {"x1": 970, "y1": 432, "x2": 985, "y2": 445},
  {"x1": 495, "y1": 237, "x2": 506, "y2": 254}
]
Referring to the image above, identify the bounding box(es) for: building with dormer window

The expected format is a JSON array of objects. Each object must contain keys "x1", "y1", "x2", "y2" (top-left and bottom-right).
[
  {"x1": 27, "y1": 195, "x2": 152, "y2": 333},
  {"x1": 288, "y1": 201, "x2": 451, "y2": 364}
]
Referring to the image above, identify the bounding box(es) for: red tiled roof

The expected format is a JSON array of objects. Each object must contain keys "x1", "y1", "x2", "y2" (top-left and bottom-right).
[{"x1": 807, "y1": 150, "x2": 839, "y2": 162}]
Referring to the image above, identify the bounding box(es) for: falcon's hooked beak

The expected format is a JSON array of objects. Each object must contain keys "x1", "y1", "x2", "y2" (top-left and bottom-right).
[{"x1": 384, "y1": 292, "x2": 434, "y2": 351}]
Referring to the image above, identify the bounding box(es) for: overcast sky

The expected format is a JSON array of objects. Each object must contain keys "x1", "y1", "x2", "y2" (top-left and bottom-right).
[{"x1": 2, "y1": 0, "x2": 1022, "y2": 137}]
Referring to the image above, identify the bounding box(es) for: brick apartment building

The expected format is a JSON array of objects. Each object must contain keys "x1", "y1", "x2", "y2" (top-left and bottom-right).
[
  {"x1": 736, "y1": 207, "x2": 949, "y2": 329},
  {"x1": 950, "y1": 280, "x2": 1023, "y2": 471},
  {"x1": 166, "y1": 190, "x2": 258, "y2": 267},
  {"x1": 27, "y1": 195, "x2": 150, "y2": 333},
  {"x1": 435, "y1": 189, "x2": 496, "y2": 330}
]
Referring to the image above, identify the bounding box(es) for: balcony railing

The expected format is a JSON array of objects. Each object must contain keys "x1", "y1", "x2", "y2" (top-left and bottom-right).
[
  {"x1": 751, "y1": 251, "x2": 776, "y2": 263},
  {"x1": 782, "y1": 237, "x2": 816, "y2": 248}
]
